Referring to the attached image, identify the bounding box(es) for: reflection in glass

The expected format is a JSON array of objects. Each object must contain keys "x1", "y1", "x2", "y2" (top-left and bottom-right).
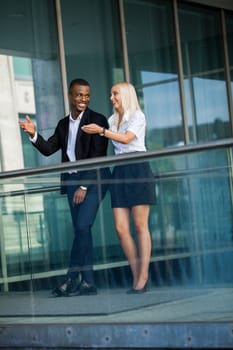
[
  {"x1": 0, "y1": 0, "x2": 64, "y2": 171},
  {"x1": 179, "y1": 3, "x2": 231, "y2": 142},
  {"x1": 124, "y1": 0, "x2": 183, "y2": 149},
  {"x1": 226, "y1": 12, "x2": 233, "y2": 104},
  {"x1": 60, "y1": 0, "x2": 123, "y2": 116}
]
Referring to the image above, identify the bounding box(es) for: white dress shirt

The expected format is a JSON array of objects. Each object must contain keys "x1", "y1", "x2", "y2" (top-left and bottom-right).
[
  {"x1": 66, "y1": 111, "x2": 84, "y2": 161},
  {"x1": 108, "y1": 110, "x2": 147, "y2": 155}
]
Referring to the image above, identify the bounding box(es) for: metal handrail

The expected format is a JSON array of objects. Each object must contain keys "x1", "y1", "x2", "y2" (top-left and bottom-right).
[{"x1": 1, "y1": 139, "x2": 233, "y2": 179}]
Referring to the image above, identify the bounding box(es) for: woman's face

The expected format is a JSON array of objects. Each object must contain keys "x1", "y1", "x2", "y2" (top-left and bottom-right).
[{"x1": 110, "y1": 85, "x2": 123, "y2": 113}]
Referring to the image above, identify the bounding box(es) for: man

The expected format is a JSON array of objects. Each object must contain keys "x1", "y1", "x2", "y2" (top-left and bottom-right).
[{"x1": 19, "y1": 78, "x2": 109, "y2": 297}]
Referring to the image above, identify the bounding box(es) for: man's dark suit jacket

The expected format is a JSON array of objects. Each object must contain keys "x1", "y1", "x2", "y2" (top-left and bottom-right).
[{"x1": 32, "y1": 107, "x2": 110, "y2": 194}]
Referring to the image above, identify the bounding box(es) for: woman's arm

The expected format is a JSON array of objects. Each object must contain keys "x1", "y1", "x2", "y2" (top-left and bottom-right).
[{"x1": 81, "y1": 123, "x2": 135, "y2": 144}]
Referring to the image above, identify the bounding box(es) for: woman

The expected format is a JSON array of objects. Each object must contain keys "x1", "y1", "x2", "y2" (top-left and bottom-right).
[{"x1": 82, "y1": 82, "x2": 156, "y2": 293}]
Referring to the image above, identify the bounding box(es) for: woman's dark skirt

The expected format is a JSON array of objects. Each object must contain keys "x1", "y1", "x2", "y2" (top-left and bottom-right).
[{"x1": 110, "y1": 161, "x2": 156, "y2": 208}]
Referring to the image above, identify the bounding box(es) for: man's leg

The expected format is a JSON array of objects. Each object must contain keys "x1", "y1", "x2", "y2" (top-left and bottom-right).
[
  {"x1": 52, "y1": 172, "x2": 100, "y2": 296},
  {"x1": 68, "y1": 191, "x2": 100, "y2": 284}
]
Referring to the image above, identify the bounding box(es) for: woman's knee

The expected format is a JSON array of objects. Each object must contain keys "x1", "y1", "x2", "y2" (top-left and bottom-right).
[
  {"x1": 115, "y1": 223, "x2": 125, "y2": 237},
  {"x1": 134, "y1": 220, "x2": 149, "y2": 235}
]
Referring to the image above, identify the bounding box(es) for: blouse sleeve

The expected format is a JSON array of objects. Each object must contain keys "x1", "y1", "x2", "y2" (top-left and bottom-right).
[{"x1": 127, "y1": 111, "x2": 146, "y2": 138}]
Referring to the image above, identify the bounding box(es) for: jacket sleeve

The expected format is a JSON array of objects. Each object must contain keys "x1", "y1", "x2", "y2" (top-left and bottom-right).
[
  {"x1": 78, "y1": 114, "x2": 110, "y2": 190},
  {"x1": 88, "y1": 115, "x2": 109, "y2": 158},
  {"x1": 32, "y1": 122, "x2": 62, "y2": 156}
]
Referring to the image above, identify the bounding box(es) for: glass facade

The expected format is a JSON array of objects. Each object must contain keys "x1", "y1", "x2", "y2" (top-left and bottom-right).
[
  {"x1": 0, "y1": 0, "x2": 64, "y2": 170},
  {"x1": 179, "y1": 2, "x2": 231, "y2": 143},
  {"x1": 1, "y1": 0, "x2": 233, "y2": 170},
  {"x1": 0, "y1": 1, "x2": 233, "y2": 345},
  {"x1": 226, "y1": 11, "x2": 233, "y2": 105},
  {"x1": 124, "y1": 0, "x2": 183, "y2": 148},
  {"x1": 60, "y1": 0, "x2": 124, "y2": 117}
]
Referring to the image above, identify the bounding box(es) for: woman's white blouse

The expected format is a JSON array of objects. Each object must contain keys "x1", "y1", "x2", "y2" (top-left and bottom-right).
[{"x1": 108, "y1": 110, "x2": 147, "y2": 155}]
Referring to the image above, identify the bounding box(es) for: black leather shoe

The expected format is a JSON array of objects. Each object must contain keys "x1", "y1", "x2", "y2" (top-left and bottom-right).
[
  {"x1": 51, "y1": 278, "x2": 76, "y2": 297},
  {"x1": 71, "y1": 281, "x2": 97, "y2": 296}
]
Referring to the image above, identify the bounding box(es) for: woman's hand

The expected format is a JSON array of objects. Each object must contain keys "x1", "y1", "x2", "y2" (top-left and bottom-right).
[
  {"x1": 81, "y1": 123, "x2": 102, "y2": 134},
  {"x1": 82, "y1": 123, "x2": 136, "y2": 144}
]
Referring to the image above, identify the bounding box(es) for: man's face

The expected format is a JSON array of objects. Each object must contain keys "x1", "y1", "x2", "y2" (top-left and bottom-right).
[{"x1": 69, "y1": 84, "x2": 90, "y2": 115}]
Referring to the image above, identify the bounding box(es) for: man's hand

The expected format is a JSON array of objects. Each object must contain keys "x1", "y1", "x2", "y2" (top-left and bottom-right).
[
  {"x1": 18, "y1": 115, "x2": 36, "y2": 138},
  {"x1": 73, "y1": 187, "x2": 87, "y2": 205}
]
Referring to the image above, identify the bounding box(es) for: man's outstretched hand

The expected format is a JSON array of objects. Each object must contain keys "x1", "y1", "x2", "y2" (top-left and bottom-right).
[{"x1": 19, "y1": 115, "x2": 36, "y2": 138}]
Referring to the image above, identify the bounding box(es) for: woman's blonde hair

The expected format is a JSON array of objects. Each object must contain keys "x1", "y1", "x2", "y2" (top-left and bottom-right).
[{"x1": 112, "y1": 82, "x2": 141, "y2": 117}]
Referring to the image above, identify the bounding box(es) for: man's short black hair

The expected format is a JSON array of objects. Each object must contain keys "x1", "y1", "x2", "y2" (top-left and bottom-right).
[{"x1": 69, "y1": 78, "x2": 90, "y2": 92}]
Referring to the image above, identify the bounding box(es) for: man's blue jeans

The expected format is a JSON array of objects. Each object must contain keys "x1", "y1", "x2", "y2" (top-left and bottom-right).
[{"x1": 66, "y1": 174, "x2": 101, "y2": 284}]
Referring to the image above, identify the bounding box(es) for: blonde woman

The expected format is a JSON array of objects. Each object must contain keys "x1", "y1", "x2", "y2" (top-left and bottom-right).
[{"x1": 82, "y1": 82, "x2": 156, "y2": 293}]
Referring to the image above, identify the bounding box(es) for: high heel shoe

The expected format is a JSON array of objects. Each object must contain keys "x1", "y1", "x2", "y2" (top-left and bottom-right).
[{"x1": 126, "y1": 282, "x2": 148, "y2": 294}]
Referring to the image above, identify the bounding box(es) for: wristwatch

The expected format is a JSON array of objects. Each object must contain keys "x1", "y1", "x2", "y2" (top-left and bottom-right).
[{"x1": 99, "y1": 127, "x2": 106, "y2": 136}]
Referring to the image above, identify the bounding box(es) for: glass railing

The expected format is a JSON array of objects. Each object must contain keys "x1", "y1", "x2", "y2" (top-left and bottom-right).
[{"x1": 0, "y1": 140, "x2": 233, "y2": 348}]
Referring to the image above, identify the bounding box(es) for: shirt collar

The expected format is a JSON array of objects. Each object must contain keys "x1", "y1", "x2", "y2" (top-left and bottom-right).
[
  {"x1": 122, "y1": 110, "x2": 130, "y2": 122},
  {"x1": 69, "y1": 110, "x2": 84, "y2": 122}
]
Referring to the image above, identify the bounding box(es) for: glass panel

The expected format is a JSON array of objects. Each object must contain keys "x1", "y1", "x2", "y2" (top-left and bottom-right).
[
  {"x1": 1, "y1": 147, "x2": 233, "y2": 299},
  {"x1": 0, "y1": 0, "x2": 64, "y2": 171},
  {"x1": 0, "y1": 148, "x2": 233, "y2": 336},
  {"x1": 124, "y1": 0, "x2": 183, "y2": 148},
  {"x1": 152, "y1": 148, "x2": 233, "y2": 283},
  {"x1": 60, "y1": 0, "x2": 123, "y2": 117},
  {"x1": 178, "y1": 3, "x2": 231, "y2": 143},
  {"x1": 226, "y1": 12, "x2": 233, "y2": 103}
]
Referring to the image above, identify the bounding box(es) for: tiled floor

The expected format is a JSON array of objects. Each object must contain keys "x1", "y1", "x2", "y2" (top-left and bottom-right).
[
  {"x1": 0, "y1": 287, "x2": 233, "y2": 348},
  {"x1": 0, "y1": 286, "x2": 232, "y2": 323}
]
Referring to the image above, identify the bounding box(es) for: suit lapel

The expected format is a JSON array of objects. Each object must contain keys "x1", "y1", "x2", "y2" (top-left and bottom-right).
[
  {"x1": 75, "y1": 108, "x2": 90, "y2": 159},
  {"x1": 64, "y1": 116, "x2": 70, "y2": 151},
  {"x1": 79, "y1": 108, "x2": 90, "y2": 128}
]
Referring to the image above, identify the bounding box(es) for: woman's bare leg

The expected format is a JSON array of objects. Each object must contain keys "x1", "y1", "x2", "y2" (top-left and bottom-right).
[
  {"x1": 132, "y1": 205, "x2": 151, "y2": 290},
  {"x1": 113, "y1": 207, "x2": 139, "y2": 287}
]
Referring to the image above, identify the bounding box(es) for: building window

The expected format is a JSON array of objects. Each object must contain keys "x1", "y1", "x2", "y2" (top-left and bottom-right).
[
  {"x1": 123, "y1": 0, "x2": 183, "y2": 149},
  {"x1": 60, "y1": 0, "x2": 124, "y2": 118},
  {"x1": 178, "y1": 2, "x2": 231, "y2": 142},
  {"x1": 0, "y1": 0, "x2": 64, "y2": 171}
]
